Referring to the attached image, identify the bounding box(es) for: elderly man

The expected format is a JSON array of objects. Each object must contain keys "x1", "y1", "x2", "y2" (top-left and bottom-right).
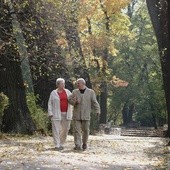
[{"x1": 69, "y1": 78, "x2": 100, "y2": 150}]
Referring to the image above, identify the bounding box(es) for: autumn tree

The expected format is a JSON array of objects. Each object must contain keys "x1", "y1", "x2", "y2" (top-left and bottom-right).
[
  {"x1": 53, "y1": 0, "x2": 92, "y2": 88},
  {"x1": 77, "y1": 0, "x2": 130, "y2": 124}
]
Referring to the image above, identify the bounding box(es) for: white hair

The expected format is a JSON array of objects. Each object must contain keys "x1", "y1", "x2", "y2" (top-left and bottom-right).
[
  {"x1": 77, "y1": 78, "x2": 86, "y2": 85},
  {"x1": 56, "y1": 78, "x2": 65, "y2": 86}
]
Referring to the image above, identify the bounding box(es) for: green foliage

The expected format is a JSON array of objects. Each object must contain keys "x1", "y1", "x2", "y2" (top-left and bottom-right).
[
  {"x1": 90, "y1": 111, "x2": 99, "y2": 134},
  {"x1": 107, "y1": 0, "x2": 166, "y2": 127},
  {"x1": 26, "y1": 93, "x2": 49, "y2": 132},
  {"x1": 0, "y1": 92, "x2": 9, "y2": 122}
]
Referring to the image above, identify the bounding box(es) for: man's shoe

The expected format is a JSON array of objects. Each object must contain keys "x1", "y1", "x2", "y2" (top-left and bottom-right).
[
  {"x1": 73, "y1": 145, "x2": 81, "y2": 150},
  {"x1": 82, "y1": 144, "x2": 87, "y2": 150},
  {"x1": 60, "y1": 146, "x2": 64, "y2": 150},
  {"x1": 55, "y1": 146, "x2": 64, "y2": 151}
]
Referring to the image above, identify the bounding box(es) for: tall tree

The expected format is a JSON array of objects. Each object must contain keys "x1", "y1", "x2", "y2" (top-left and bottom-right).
[
  {"x1": 168, "y1": 0, "x2": 170, "y2": 138},
  {"x1": 0, "y1": 1, "x2": 35, "y2": 134},
  {"x1": 146, "y1": 0, "x2": 170, "y2": 136}
]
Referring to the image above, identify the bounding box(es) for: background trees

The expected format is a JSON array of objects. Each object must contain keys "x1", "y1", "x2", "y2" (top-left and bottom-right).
[
  {"x1": 108, "y1": 0, "x2": 166, "y2": 128},
  {"x1": 0, "y1": 0, "x2": 168, "y2": 134}
]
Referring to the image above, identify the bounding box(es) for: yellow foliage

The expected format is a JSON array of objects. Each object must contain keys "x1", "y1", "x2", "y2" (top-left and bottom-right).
[
  {"x1": 46, "y1": 0, "x2": 131, "y2": 87},
  {"x1": 79, "y1": 0, "x2": 99, "y2": 19},
  {"x1": 78, "y1": 0, "x2": 131, "y2": 57},
  {"x1": 111, "y1": 76, "x2": 129, "y2": 87},
  {"x1": 108, "y1": 46, "x2": 119, "y2": 56},
  {"x1": 102, "y1": 0, "x2": 130, "y2": 16},
  {"x1": 56, "y1": 38, "x2": 68, "y2": 48}
]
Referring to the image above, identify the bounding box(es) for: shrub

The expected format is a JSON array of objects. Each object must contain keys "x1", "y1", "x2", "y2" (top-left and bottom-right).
[
  {"x1": 26, "y1": 93, "x2": 49, "y2": 133},
  {"x1": 90, "y1": 112, "x2": 99, "y2": 135},
  {"x1": 0, "y1": 92, "x2": 9, "y2": 129}
]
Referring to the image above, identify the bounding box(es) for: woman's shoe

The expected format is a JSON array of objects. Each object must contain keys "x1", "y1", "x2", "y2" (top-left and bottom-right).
[
  {"x1": 55, "y1": 146, "x2": 64, "y2": 151},
  {"x1": 82, "y1": 144, "x2": 87, "y2": 150}
]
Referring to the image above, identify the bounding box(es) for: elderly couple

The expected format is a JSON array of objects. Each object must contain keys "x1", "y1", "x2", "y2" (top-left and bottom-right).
[{"x1": 48, "y1": 78, "x2": 100, "y2": 151}]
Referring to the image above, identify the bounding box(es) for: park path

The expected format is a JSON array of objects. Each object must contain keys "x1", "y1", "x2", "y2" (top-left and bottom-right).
[{"x1": 0, "y1": 134, "x2": 169, "y2": 170}]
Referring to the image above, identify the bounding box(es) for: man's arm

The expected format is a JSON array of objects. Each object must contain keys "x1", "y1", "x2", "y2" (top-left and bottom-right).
[{"x1": 91, "y1": 90, "x2": 101, "y2": 115}]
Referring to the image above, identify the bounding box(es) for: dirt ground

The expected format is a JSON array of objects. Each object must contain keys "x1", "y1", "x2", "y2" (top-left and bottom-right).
[{"x1": 0, "y1": 134, "x2": 169, "y2": 170}]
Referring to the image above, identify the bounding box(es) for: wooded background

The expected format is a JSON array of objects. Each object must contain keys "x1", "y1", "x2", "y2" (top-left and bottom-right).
[{"x1": 0, "y1": 0, "x2": 169, "y2": 137}]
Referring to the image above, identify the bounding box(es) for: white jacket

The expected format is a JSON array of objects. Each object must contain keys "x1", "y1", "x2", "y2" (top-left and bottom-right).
[{"x1": 48, "y1": 89, "x2": 73, "y2": 120}]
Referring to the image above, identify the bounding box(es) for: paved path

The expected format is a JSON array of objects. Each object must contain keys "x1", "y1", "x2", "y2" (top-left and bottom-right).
[{"x1": 0, "y1": 135, "x2": 169, "y2": 170}]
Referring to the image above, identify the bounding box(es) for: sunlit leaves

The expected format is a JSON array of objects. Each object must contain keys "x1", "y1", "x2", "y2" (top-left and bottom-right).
[
  {"x1": 77, "y1": 0, "x2": 131, "y2": 60},
  {"x1": 111, "y1": 76, "x2": 129, "y2": 87},
  {"x1": 56, "y1": 38, "x2": 68, "y2": 49},
  {"x1": 100, "y1": 0, "x2": 130, "y2": 16}
]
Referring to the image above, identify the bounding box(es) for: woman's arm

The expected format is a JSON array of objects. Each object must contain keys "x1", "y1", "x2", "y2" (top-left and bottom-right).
[
  {"x1": 68, "y1": 90, "x2": 80, "y2": 106},
  {"x1": 48, "y1": 92, "x2": 53, "y2": 117}
]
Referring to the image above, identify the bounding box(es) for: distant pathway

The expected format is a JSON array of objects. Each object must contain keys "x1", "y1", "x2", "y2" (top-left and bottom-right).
[{"x1": 0, "y1": 135, "x2": 169, "y2": 170}]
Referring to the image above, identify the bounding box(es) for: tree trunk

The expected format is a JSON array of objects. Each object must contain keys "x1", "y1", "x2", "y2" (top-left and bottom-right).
[
  {"x1": 99, "y1": 82, "x2": 107, "y2": 124},
  {"x1": 149, "y1": 101, "x2": 158, "y2": 129},
  {"x1": 122, "y1": 103, "x2": 129, "y2": 126},
  {"x1": 0, "y1": 1, "x2": 35, "y2": 134},
  {"x1": 167, "y1": 1, "x2": 170, "y2": 137},
  {"x1": 98, "y1": 2, "x2": 110, "y2": 124},
  {"x1": 128, "y1": 103, "x2": 134, "y2": 124},
  {"x1": 146, "y1": 0, "x2": 170, "y2": 136},
  {"x1": 86, "y1": 17, "x2": 107, "y2": 123},
  {"x1": 122, "y1": 102, "x2": 134, "y2": 126}
]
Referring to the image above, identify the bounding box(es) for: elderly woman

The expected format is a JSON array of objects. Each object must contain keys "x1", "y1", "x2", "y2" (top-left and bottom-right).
[{"x1": 48, "y1": 78, "x2": 72, "y2": 150}]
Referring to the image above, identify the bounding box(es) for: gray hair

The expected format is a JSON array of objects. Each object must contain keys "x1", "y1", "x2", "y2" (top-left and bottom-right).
[
  {"x1": 77, "y1": 78, "x2": 86, "y2": 85},
  {"x1": 56, "y1": 78, "x2": 65, "y2": 86}
]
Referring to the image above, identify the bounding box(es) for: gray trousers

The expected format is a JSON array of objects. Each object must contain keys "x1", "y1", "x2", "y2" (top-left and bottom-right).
[
  {"x1": 51, "y1": 113, "x2": 71, "y2": 147},
  {"x1": 73, "y1": 120, "x2": 90, "y2": 147}
]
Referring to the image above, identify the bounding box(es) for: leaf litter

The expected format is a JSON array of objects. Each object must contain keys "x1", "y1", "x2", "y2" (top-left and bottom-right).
[{"x1": 0, "y1": 134, "x2": 169, "y2": 170}]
